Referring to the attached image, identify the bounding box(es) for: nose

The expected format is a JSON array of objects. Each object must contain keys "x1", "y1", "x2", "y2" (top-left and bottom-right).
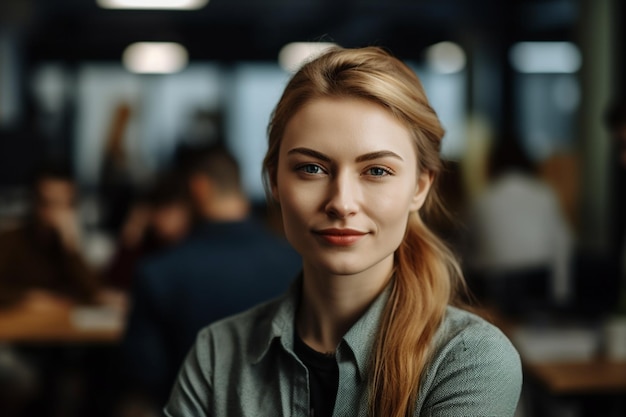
[{"x1": 324, "y1": 172, "x2": 359, "y2": 219}]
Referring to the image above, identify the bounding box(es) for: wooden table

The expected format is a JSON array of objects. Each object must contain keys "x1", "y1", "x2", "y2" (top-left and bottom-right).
[
  {"x1": 0, "y1": 290, "x2": 127, "y2": 343},
  {"x1": 524, "y1": 359, "x2": 626, "y2": 394},
  {"x1": 475, "y1": 305, "x2": 626, "y2": 395}
]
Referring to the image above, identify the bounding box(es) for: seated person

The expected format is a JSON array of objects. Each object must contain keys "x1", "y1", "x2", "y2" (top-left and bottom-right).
[
  {"x1": 104, "y1": 168, "x2": 192, "y2": 291},
  {"x1": 464, "y1": 137, "x2": 574, "y2": 316},
  {"x1": 118, "y1": 145, "x2": 301, "y2": 414},
  {"x1": 0, "y1": 161, "x2": 100, "y2": 309},
  {"x1": 0, "y1": 161, "x2": 104, "y2": 417}
]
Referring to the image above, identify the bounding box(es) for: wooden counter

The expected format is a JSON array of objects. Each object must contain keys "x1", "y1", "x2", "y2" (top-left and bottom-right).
[
  {"x1": 475, "y1": 305, "x2": 626, "y2": 395},
  {"x1": 0, "y1": 290, "x2": 127, "y2": 343},
  {"x1": 524, "y1": 359, "x2": 626, "y2": 394}
]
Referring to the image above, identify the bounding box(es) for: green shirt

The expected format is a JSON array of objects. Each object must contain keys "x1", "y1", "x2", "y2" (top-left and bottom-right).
[{"x1": 164, "y1": 280, "x2": 522, "y2": 417}]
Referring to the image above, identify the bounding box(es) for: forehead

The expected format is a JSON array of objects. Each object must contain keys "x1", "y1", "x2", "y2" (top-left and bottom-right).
[{"x1": 281, "y1": 97, "x2": 416, "y2": 158}]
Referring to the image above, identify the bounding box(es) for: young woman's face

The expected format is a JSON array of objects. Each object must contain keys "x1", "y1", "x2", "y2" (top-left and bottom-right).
[{"x1": 273, "y1": 97, "x2": 432, "y2": 277}]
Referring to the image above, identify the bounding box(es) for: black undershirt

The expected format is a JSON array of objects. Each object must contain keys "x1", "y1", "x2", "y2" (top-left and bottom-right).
[{"x1": 294, "y1": 332, "x2": 339, "y2": 417}]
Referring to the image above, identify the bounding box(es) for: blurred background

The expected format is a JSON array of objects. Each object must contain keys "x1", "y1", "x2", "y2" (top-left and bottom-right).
[
  {"x1": 0, "y1": 0, "x2": 625, "y2": 416},
  {"x1": 0, "y1": 0, "x2": 620, "y2": 249}
]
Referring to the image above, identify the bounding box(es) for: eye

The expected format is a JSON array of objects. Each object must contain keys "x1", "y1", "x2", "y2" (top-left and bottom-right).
[
  {"x1": 365, "y1": 166, "x2": 392, "y2": 177},
  {"x1": 297, "y1": 164, "x2": 325, "y2": 175}
]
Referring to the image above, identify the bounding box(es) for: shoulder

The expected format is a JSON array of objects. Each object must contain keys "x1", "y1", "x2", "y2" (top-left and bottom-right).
[
  {"x1": 416, "y1": 306, "x2": 522, "y2": 415},
  {"x1": 137, "y1": 234, "x2": 206, "y2": 277},
  {"x1": 131, "y1": 242, "x2": 200, "y2": 300},
  {"x1": 432, "y1": 306, "x2": 520, "y2": 367},
  {"x1": 439, "y1": 306, "x2": 511, "y2": 339},
  {"x1": 243, "y1": 221, "x2": 299, "y2": 253}
]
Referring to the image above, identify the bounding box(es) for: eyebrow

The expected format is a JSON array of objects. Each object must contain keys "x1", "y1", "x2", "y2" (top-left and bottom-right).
[
  {"x1": 355, "y1": 150, "x2": 404, "y2": 163},
  {"x1": 287, "y1": 147, "x2": 404, "y2": 163},
  {"x1": 287, "y1": 147, "x2": 331, "y2": 162}
]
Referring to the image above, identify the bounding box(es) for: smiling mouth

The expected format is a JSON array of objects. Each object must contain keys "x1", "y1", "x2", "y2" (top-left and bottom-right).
[{"x1": 314, "y1": 229, "x2": 367, "y2": 246}]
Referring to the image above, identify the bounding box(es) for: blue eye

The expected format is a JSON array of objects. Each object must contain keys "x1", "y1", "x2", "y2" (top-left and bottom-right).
[
  {"x1": 299, "y1": 164, "x2": 324, "y2": 174},
  {"x1": 367, "y1": 167, "x2": 390, "y2": 176}
]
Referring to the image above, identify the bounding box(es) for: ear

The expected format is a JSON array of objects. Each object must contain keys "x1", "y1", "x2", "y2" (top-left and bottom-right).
[{"x1": 409, "y1": 170, "x2": 434, "y2": 211}]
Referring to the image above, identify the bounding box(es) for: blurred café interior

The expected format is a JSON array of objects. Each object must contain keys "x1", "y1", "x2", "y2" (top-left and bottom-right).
[{"x1": 0, "y1": 0, "x2": 625, "y2": 416}]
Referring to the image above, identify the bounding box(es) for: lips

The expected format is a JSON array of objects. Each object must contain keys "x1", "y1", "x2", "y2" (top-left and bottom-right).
[{"x1": 314, "y1": 228, "x2": 367, "y2": 246}]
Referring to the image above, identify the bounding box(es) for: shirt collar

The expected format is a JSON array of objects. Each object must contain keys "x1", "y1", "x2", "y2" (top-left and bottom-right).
[
  {"x1": 250, "y1": 274, "x2": 392, "y2": 383},
  {"x1": 341, "y1": 283, "x2": 391, "y2": 381},
  {"x1": 249, "y1": 276, "x2": 301, "y2": 364}
]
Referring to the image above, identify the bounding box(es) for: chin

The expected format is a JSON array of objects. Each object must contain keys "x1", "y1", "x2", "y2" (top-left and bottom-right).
[{"x1": 316, "y1": 259, "x2": 372, "y2": 277}]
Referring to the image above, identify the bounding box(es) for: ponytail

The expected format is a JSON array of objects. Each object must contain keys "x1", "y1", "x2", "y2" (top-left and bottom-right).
[{"x1": 369, "y1": 212, "x2": 462, "y2": 417}]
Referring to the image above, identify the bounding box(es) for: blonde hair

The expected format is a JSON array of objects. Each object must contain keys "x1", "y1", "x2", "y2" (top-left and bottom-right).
[{"x1": 263, "y1": 46, "x2": 465, "y2": 417}]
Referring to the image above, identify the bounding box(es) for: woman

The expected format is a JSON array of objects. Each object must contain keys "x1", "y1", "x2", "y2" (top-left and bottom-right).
[{"x1": 165, "y1": 46, "x2": 522, "y2": 417}]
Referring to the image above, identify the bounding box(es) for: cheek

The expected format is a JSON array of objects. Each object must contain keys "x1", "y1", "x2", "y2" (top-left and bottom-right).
[
  {"x1": 367, "y1": 187, "x2": 414, "y2": 233},
  {"x1": 368, "y1": 182, "x2": 415, "y2": 213},
  {"x1": 379, "y1": 205, "x2": 411, "y2": 232},
  {"x1": 275, "y1": 180, "x2": 320, "y2": 245},
  {"x1": 276, "y1": 171, "x2": 321, "y2": 212},
  {"x1": 277, "y1": 183, "x2": 309, "y2": 225}
]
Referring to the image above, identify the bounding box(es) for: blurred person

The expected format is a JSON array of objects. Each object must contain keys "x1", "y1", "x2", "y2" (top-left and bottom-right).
[
  {"x1": 0, "y1": 160, "x2": 104, "y2": 417},
  {"x1": 103, "y1": 169, "x2": 192, "y2": 291},
  {"x1": 165, "y1": 46, "x2": 521, "y2": 417},
  {"x1": 118, "y1": 144, "x2": 301, "y2": 414},
  {"x1": 0, "y1": 160, "x2": 100, "y2": 308},
  {"x1": 99, "y1": 101, "x2": 139, "y2": 237},
  {"x1": 463, "y1": 136, "x2": 574, "y2": 316}
]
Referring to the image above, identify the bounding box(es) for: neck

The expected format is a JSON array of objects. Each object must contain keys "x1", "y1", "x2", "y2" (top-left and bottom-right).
[
  {"x1": 296, "y1": 257, "x2": 393, "y2": 353},
  {"x1": 200, "y1": 194, "x2": 250, "y2": 222}
]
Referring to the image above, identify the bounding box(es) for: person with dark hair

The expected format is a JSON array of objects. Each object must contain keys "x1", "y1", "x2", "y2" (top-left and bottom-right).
[
  {"x1": 165, "y1": 46, "x2": 521, "y2": 417},
  {"x1": 103, "y1": 168, "x2": 192, "y2": 291},
  {"x1": 0, "y1": 160, "x2": 103, "y2": 417},
  {"x1": 0, "y1": 160, "x2": 100, "y2": 308},
  {"x1": 119, "y1": 144, "x2": 301, "y2": 415},
  {"x1": 486, "y1": 132, "x2": 535, "y2": 179}
]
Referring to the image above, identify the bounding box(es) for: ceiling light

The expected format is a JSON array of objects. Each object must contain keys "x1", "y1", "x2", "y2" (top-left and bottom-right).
[
  {"x1": 97, "y1": 0, "x2": 208, "y2": 10},
  {"x1": 425, "y1": 41, "x2": 466, "y2": 74},
  {"x1": 123, "y1": 42, "x2": 188, "y2": 74},
  {"x1": 510, "y1": 42, "x2": 582, "y2": 73},
  {"x1": 278, "y1": 42, "x2": 337, "y2": 72}
]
